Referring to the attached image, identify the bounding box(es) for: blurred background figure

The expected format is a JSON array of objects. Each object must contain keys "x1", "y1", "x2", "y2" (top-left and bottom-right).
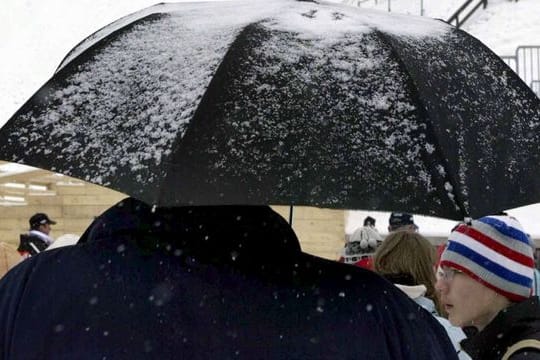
[
  {"x1": 527, "y1": 233, "x2": 540, "y2": 297},
  {"x1": 340, "y1": 216, "x2": 382, "y2": 269},
  {"x1": 45, "y1": 233, "x2": 80, "y2": 251},
  {"x1": 388, "y1": 212, "x2": 418, "y2": 233},
  {"x1": 374, "y1": 231, "x2": 470, "y2": 360},
  {"x1": 17, "y1": 213, "x2": 56, "y2": 258}
]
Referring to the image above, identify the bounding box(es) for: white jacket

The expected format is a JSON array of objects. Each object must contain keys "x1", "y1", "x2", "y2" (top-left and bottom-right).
[
  {"x1": 28, "y1": 230, "x2": 54, "y2": 246},
  {"x1": 395, "y1": 283, "x2": 472, "y2": 360},
  {"x1": 348, "y1": 226, "x2": 382, "y2": 249}
]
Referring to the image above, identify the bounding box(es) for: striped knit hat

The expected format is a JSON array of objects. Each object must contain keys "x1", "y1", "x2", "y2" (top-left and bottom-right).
[{"x1": 440, "y1": 215, "x2": 535, "y2": 302}]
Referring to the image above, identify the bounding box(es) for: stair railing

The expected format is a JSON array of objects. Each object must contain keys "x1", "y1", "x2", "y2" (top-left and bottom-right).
[
  {"x1": 447, "y1": 0, "x2": 488, "y2": 28},
  {"x1": 343, "y1": 0, "x2": 425, "y2": 16}
]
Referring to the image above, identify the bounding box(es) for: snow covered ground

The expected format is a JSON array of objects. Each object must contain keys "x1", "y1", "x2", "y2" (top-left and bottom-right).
[
  {"x1": 1, "y1": 0, "x2": 540, "y2": 236},
  {"x1": 343, "y1": 0, "x2": 540, "y2": 55}
]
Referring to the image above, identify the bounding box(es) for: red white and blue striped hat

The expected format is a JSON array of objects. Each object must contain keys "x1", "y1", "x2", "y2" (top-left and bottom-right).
[{"x1": 440, "y1": 215, "x2": 535, "y2": 302}]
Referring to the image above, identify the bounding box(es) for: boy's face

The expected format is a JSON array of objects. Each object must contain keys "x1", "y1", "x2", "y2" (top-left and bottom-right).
[{"x1": 436, "y1": 266, "x2": 506, "y2": 330}]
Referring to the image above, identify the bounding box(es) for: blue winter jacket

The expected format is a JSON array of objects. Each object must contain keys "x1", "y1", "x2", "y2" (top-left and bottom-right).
[{"x1": 0, "y1": 198, "x2": 458, "y2": 359}]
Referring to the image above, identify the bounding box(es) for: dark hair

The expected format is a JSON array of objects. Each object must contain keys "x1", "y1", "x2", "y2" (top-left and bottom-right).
[
  {"x1": 364, "y1": 216, "x2": 376, "y2": 227},
  {"x1": 29, "y1": 213, "x2": 56, "y2": 230}
]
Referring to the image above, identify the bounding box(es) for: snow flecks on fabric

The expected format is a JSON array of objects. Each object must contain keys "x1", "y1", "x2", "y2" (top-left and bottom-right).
[
  {"x1": 393, "y1": 31, "x2": 540, "y2": 215},
  {"x1": 56, "y1": 1, "x2": 287, "y2": 72},
  {"x1": 268, "y1": 1, "x2": 450, "y2": 41},
  {"x1": 444, "y1": 182, "x2": 455, "y2": 202},
  {"x1": 198, "y1": 23, "x2": 448, "y2": 213},
  {"x1": 7, "y1": 14, "x2": 243, "y2": 186},
  {"x1": 2, "y1": 1, "x2": 539, "y2": 218}
]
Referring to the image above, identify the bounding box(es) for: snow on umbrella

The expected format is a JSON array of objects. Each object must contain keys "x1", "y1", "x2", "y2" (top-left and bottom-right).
[{"x1": 0, "y1": 0, "x2": 539, "y2": 220}]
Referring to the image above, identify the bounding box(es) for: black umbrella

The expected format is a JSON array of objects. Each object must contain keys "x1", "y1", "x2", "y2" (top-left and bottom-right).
[{"x1": 0, "y1": 0, "x2": 539, "y2": 220}]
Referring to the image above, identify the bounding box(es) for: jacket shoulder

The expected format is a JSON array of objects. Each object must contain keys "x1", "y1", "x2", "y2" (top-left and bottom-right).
[
  {"x1": 506, "y1": 338, "x2": 540, "y2": 360},
  {"x1": 509, "y1": 348, "x2": 540, "y2": 360}
]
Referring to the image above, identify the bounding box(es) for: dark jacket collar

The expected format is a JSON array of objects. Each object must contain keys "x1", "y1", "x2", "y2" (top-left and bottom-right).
[{"x1": 461, "y1": 297, "x2": 540, "y2": 359}]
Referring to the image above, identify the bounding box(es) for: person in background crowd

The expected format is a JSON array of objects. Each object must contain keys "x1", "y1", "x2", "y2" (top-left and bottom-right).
[
  {"x1": 528, "y1": 234, "x2": 540, "y2": 296},
  {"x1": 388, "y1": 212, "x2": 418, "y2": 233},
  {"x1": 374, "y1": 231, "x2": 471, "y2": 360},
  {"x1": 533, "y1": 264, "x2": 540, "y2": 297},
  {"x1": 352, "y1": 216, "x2": 383, "y2": 250},
  {"x1": 17, "y1": 213, "x2": 56, "y2": 258},
  {"x1": 340, "y1": 216, "x2": 383, "y2": 269},
  {"x1": 437, "y1": 215, "x2": 540, "y2": 359}
]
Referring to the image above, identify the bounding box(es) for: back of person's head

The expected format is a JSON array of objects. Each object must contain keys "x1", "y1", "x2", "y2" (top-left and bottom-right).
[
  {"x1": 29, "y1": 213, "x2": 56, "y2": 230},
  {"x1": 440, "y1": 215, "x2": 534, "y2": 302},
  {"x1": 158, "y1": 205, "x2": 302, "y2": 262},
  {"x1": 374, "y1": 231, "x2": 440, "y2": 311},
  {"x1": 388, "y1": 212, "x2": 417, "y2": 232},
  {"x1": 81, "y1": 198, "x2": 301, "y2": 268}
]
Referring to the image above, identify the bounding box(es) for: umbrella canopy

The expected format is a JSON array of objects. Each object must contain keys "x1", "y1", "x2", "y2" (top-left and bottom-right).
[{"x1": 0, "y1": 0, "x2": 539, "y2": 220}]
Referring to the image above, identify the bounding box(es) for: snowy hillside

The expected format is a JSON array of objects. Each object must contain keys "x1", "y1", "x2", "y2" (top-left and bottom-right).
[
  {"x1": 343, "y1": 0, "x2": 540, "y2": 55},
  {"x1": 461, "y1": 0, "x2": 540, "y2": 54},
  {"x1": 342, "y1": 0, "x2": 463, "y2": 18}
]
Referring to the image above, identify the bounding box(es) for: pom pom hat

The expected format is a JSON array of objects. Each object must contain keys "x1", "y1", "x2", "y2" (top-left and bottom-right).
[{"x1": 440, "y1": 215, "x2": 535, "y2": 302}]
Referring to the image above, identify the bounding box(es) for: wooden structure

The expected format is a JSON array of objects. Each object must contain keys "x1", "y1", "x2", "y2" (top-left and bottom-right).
[
  {"x1": 0, "y1": 161, "x2": 126, "y2": 247},
  {"x1": 0, "y1": 242, "x2": 20, "y2": 278},
  {"x1": 0, "y1": 161, "x2": 346, "y2": 261},
  {"x1": 273, "y1": 206, "x2": 346, "y2": 260}
]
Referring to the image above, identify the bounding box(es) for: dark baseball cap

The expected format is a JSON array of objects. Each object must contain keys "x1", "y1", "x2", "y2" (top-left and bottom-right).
[
  {"x1": 29, "y1": 213, "x2": 57, "y2": 227},
  {"x1": 389, "y1": 212, "x2": 416, "y2": 228}
]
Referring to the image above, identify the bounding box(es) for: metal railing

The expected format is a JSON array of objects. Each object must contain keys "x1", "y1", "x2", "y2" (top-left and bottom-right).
[
  {"x1": 501, "y1": 46, "x2": 540, "y2": 97},
  {"x1": 447, "y1": 0, "x2": 488, "y2": 28},
  {"x1": 532, "y1": 81, "x2": 540, "y2": 97},
  {"x1": 501, "y1": 55, "x2": 517, "y2": 71},
  {"x1": 343, "y1": 0, "x2": 425, "y2": 16}
]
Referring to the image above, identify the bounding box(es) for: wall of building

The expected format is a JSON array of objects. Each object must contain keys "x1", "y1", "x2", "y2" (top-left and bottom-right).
[
  {"x1": 0, "y1": 178, "x2": 347, "y2": 261},
  {"x1": 0, "y1": 182, "x2": 126, "y2": 246},
  {"x1": 273, "y1": 206, "x2": 346, "y2": 261}
]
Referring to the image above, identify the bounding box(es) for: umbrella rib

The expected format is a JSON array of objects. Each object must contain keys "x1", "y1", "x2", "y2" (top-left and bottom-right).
[
  {"x1": 371, "y1": 29, "x2": 469, "y2": 219},
  {"x1": 156, "y1": 22, "x2": 264, "y2": 206}
]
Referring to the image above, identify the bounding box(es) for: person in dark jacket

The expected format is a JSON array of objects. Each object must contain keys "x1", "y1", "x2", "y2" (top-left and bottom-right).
[
  {"x1": 388, "y1": 212, "x2": 418, "y2": 233},
  {"x1": 17, "y1": 213, "x2": 56, "y2": 257},
  {"x1": 0, "y1": 198, "x2": 458, "y2": 359},
  {"x1": 437, "y1": 215, "x2": 540, "y2": 360}
]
